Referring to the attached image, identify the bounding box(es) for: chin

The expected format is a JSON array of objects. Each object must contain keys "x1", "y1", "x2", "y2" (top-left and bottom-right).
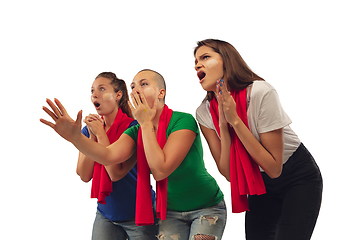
[{"x1": 201, "y1": 82, "x2": 215, "y2": 92}]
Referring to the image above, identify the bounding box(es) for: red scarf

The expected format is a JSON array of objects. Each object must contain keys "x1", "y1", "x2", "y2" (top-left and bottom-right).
[
  {"x1": 135, "y1": 105, "x2": 173, "y2": 226},
  {"x1": 91, "y1": 108, "x2": 134, "y2": 204},
  {"x1": 210, "y1": 88, "x2": 266, "y2": 213}
]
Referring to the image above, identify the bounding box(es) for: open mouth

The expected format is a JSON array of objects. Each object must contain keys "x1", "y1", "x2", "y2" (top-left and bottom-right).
[
  {"x1": 197, "y1": 71, "x2": 206, "y2": 82},
  {"x1": 94, "y1": 102, "x2": 101, "y2": 108}
]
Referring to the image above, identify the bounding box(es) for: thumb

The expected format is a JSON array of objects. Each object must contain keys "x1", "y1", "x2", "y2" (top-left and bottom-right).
[
  {"x1": 76, "y1": 110, "x2": 83, "y2": 125},
  {"x1": 152, "y1": 99, "x2": 158, "y2": 111}
]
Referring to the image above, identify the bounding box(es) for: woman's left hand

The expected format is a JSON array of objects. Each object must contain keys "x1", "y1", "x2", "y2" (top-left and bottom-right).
[
  {"x1": 84, "y1": 114, "x2": 105, "y2": 138},
  {"x1": 216, "y1": 79, "x2": 241, "y2": 126},
  {"x1": 40, "y1": 98, "x2": 83, "y2": 142},
  {"x1": 128, "y1": 89, "x2": 157, "y2": 126}
]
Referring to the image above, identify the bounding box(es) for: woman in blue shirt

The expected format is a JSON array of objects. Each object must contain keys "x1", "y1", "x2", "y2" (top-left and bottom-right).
[{"x1": 76, "y1": 72, "x2": 157, "y2": 240}]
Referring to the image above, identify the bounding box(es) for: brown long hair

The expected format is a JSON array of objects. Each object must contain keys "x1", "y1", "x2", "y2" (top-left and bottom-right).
[
  {"x1": 95, "y1": 72, "x2": 133, "y2": 118},
  {"x1": 194, "y1": 39, "x2": 264, "y2": 100}
]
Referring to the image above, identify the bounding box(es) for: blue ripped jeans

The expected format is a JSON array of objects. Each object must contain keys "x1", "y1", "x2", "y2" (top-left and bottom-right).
[
  {"x1": 92, "y1": 211, "x2": 158, "y2": 240},
  {"x1": 158, "y1": 200, "x2": 226, "y2": 240}
]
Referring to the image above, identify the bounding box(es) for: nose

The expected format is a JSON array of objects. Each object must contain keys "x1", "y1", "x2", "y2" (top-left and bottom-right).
[
  {"x1": 131, "y1": 85, "x2": 140, "y2": 93},
  {"x1": 195, "y1": 61, "x2": 202, "y2": 71},
  {"x1": 91, "y1": 90, "x2": 98, "y2": 100}
]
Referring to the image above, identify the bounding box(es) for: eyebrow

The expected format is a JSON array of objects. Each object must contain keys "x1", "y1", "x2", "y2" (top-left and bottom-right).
[
  {"x1": 91, "y1": 84, "x2": 106, "y2": 89},
  {"x1": 130, "y1": 79, "x2": 147, "y2": 87},
  {"x1": 195, "y1": 52, "x2": 209, "y2": 65}
]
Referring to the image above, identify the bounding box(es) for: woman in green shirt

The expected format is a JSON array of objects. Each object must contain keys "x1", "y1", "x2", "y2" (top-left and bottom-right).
[{"x1": 41, "y1": 69, "x2": 226, "y2": 240}]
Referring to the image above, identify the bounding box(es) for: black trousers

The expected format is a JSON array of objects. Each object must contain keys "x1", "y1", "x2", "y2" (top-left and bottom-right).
[{"x1": 245, "y1": 143, "x2": 323, "y2": 240}]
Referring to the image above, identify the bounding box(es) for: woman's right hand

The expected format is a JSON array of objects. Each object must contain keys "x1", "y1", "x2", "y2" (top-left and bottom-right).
[
  {"x1": 83, "y1": 114, "x2": 105, "y2": 140},
  {"x1": 215, "y1": 79, "x2": 228, "y2": 128},
  {"x1": 40, "y1": 98, "x2": 82, "y2": 143}
]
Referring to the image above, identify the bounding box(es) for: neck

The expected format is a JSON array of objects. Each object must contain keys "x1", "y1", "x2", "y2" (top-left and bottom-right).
[
  {"x1": 152, "y1": 102, "x2": 165, "y2": 131},
  {"x1": 103, "y1": 108, "x2": 119, "y2": 129}
]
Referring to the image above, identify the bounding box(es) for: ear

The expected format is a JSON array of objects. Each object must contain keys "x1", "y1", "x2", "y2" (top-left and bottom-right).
[
  {"x1": 116, "y1": 91, "x2": 123, "y2": 102},
  {"x1": 158, "y1": 89, "x2": 166, "y2": 101}
]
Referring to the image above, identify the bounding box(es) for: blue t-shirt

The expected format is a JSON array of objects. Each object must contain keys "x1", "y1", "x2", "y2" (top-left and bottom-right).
[{"x1": 81, "y1": 120, "x2": 156, "y2": 221}]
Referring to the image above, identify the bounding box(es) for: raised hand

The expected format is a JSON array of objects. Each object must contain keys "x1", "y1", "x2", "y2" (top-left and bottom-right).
[
  {"x1": 215, "y1": 79, "x2": 228, "y2": 127},
  {"x1": 216, "y1": 79, "x2": 241, "y2": 126},
  {"x1": 40, "y1": 98, "x2": 82, "y2": 142},
  {"x1": 128, "y1": 89, "x2": 157, "y2": 126},
  {"x1": 83, "y1": 114, "x2": 105, "y2": 139}
]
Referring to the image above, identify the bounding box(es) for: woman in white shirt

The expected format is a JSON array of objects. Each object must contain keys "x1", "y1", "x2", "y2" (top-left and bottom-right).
[{"x1": 194, "y1": 39, "x2": 322, "y2": 240}]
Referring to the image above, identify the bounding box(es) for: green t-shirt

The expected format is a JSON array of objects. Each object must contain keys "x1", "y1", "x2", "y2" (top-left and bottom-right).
[{"x1": 124, "y1": 111, "x2": 224, "y2": 212}]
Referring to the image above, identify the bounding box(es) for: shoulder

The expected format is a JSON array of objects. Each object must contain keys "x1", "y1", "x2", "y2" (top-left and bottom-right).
[
  {"x1": 128, "y1": 120, "x2": 139, "y2": 128},
  {"x1": 196, "y1": 100, "x2": 210, "y2": 115},
  {"x1": 169, "y1": 111, "x2": 198, "y2": 134},
  {"x1": 250, "y1": 81, "x2": 282, "y2": 107},
  {"x1": 171, "y1": 111, "x2": 197, "y2": 126},
  {"x1": 195, "y1": 100, "x2": 215, "y2": 130},
  {"x1": 252, "y1": 81, "x2": 277, "y2": 97},
  {"x1": 172, "y1": 111, "x2": 195, "y2": 121},
  {"x1": 81, "y1": 125, "x2": 90, "y2": 138},
  {"x1": 123, "y1": 124, "x2": 140, "y2": 142}
]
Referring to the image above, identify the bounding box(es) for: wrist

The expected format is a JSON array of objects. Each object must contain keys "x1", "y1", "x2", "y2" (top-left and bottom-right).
[
  {"x1": 96, "y1": 132, "x2": 108, "y2": 142},
  {"x1": 141, "y1": 121, "x2": 154, "y2": 130},
  {"x1": 229, "y1": 117, "x2": 242, "y2": 128}
]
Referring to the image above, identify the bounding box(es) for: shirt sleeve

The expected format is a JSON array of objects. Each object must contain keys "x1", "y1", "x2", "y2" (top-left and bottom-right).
[
  {"x1": 123, "y1": 124, "x2": 140, "y2": 142},
  {"x1": 81, "y1": 125, "x2": 90, "y2": 138},
  {"x1": 128, "y1": 120, "x2": 139, "y2": 128},
  {"x1": 170, "y1": 112, "x2": 199, "y2": 135},
  {"x1": 195, "y1": 101, "x2": 216, "y2": 130},
  {"x1": 256, "y1": 88, "x2": 292, "y2": 133}
]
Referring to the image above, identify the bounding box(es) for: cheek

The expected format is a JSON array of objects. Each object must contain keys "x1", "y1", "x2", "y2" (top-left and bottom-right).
[
  {"x1": 143, "y1": 88, "x2": 156, "y2": 98},
  {"x1": 103, "y1": 93, "x2": 115, "y2": 101},
  {"x1": 207, "y1": 58, "x2": 224, "y2": 76}
]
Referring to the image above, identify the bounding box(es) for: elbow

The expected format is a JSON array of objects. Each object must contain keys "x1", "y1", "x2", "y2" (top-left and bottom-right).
[
  {"x1": 153, "y1": 175, "x2": 167, "y2": 182},
  {"x1": 77, "y1": 170, "x2": 92, "y2": 183},
  {"x1": 108, "y1": 174, "x2": 123, "y2": 182},
  {"x1": 267, "y1": 166, "x2": 283, "y2": 179},
  {"x1": 109, "y1": 176, "x2": 120, "y2": 182},
  {"x1": 79, "y1": 175, "x2": 92, "y2": 183},
  {"x1": 268, "y1": 172, "x2": 281, "y2": 179},
  {"x1": 219, "y1": 169, "x2": 231, "y2": 182},
  {"x1": 218, "y1": 165, "x2": 231, "y2": 182},
  {"x1": 152, "y1": 172, "x2": 168, "y2": 182}
]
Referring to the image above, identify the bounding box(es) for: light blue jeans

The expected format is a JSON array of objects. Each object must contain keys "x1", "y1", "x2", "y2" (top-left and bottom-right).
[
  {"x1": 92, "y1": 211, "x2": 158, "y2": 240},
  {"x1": 157, "y1": 200, "x2": 227, "y2": 240}
]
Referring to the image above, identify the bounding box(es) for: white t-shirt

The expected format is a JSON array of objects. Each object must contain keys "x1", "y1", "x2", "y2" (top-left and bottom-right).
[{"x1": 196, "y1": 80, "x2": 301, "y2": 168}]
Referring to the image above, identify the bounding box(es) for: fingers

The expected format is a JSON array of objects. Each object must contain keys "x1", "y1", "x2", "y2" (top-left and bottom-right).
[
  {"x1": 152, "y1": 97, "x2": 158, "y2": 111},
  {"x1": 76, "y1": 110, "x2": 83, "y2": 126},
  {"x1": 130, "y1": 91, "x2": 139, "y2": 107},
  {"x1": 43, "y1": 98, "x2": 72, "y2": 121},
  {"x1": 42, "y1": 106, "x2": 58, "y2": 122},
  {"x1": 128, "y1": 100, "x2": 135, "y2": 113},
  {"x1": 83, "y1": 114, "x2": 102, "y2": 123},
  {"x1": 130, "y1": 89, "x2": 149, "y2": 110},
  {"x1": 137, "y1": 90, "x2": 149, "y2": 106},
  {"x1": 131, "y1": 89, "x2": 144, "y2": 106},
  {"x1": 217, "y1": 78, "x2": 232, "y2": 102},
  {"x1": 39, "y1": 118, "x2": 55, "y2": 129},
  {"x1": 54, "y1": 98, "x2": 69, "y2": 117},
  {"x1": 45, "y1": 98, "x2": 62, "y2": 119}
]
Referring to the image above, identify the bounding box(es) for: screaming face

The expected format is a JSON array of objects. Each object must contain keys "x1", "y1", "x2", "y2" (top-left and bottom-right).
[{"x1": 194, "y1": 46, "x2": 225, "y2": 92}]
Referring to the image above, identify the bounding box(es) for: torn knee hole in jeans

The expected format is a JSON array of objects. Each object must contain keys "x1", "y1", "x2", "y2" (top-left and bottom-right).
[
  {"x1": 199, "y1": 215, "x2": 219, "y2": 226},
  {"x1": 156, "y1": 231, "x2": 180, "y2": 240},
  {"x1": 193, "y1": 234, "x2": 217, "y2": 240}
]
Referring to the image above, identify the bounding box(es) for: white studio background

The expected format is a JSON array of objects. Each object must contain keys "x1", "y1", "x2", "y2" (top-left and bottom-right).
[{"x1": 1, "y1": 1, "x2": 358, "y2": 239}]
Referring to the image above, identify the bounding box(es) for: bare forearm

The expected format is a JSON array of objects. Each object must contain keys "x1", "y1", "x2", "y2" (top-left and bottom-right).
[
  {"x1": 219, "y1": 124, "x2": 231, "y2": 181},
  {"x1": 72, "y1": 134, "x2": 123, "y2": 166},
  {"x1": 231, "y1": 118, "x2": 283, "y2": 178},
  {"x1": 141, "y1": 123, "x2": 166, "y2": 180},
  {"x1": 76, "y1": 152, "x2": 95, "y2": 182},
  {"x1": 105, "y1": 153, "x2": 137, "y2": 182}
]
